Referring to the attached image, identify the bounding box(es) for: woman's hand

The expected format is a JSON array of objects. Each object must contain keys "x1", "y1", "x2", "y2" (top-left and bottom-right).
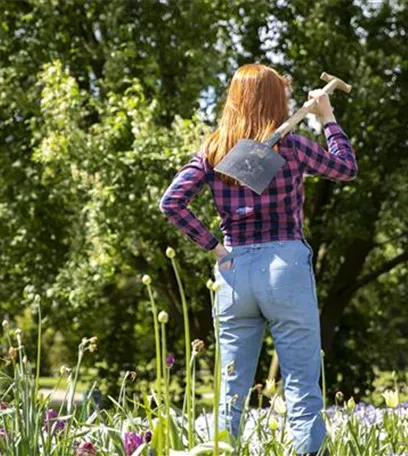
[
  {"x1": 213, "y1": 243, "x2": 233, "y2": 270},
  {"x1": 308, "y1": 89, "x2": 336, "y2": 124}
]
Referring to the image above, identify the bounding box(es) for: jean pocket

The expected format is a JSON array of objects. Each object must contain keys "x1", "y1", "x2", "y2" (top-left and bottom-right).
[{"x1": 213, "y1": 258, "x2": 237, "y2": 317}]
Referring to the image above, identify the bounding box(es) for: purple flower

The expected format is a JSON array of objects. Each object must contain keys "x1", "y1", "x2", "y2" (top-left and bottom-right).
[
  {"x1": 124, "y1": 432, "x2": 143, "y2": 455},
  {"x1": 0, "y1": 428, "x2": 6, "y2": 440},
  {"x1": 44, "y1": 409, "x2": 65, "y2": 433},
  {"x1": 1, "y1": 401, "x2": 7, "y2": 410},
  {"x1": 144, "y1": 430, "x2": 152, "y2": 443},
  {"x1": 166, "y1": 355, "x2": 175, "y2": 368},
  {"x1": 76, "y1": 441, "x2": 97, "y2": 455}
]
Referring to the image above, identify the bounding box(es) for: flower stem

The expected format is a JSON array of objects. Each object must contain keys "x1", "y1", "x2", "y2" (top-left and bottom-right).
[
  {"x1": 161, "y1": 323, "x2": 170, "y2": 456},
  {"x1": 146, "y1": 284, "x2": 164, "y2": 454},
  {"x1": 213, "y1": 291, "x2": 221, "y2": 456},
  {"x1": 321, "y1": 349, "x2": 326, "y2": 410},
  {"x1": 170, "y1": 257, "x2": 193, "y2": 449}
]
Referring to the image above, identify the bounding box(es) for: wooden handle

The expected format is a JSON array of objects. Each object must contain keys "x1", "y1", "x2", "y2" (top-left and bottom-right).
[{"x1": 275, "y1": 72, "x2": 352, "y2": 137}]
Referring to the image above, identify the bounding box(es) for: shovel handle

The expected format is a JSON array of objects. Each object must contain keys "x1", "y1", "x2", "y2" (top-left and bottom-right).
[{"x1": 273, "y1": 72, "x2": 352, "y2": 139}]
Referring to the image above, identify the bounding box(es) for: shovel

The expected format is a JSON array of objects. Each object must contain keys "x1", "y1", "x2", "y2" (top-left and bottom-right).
[{"x1": 214, "y1": 72, "x2": 352, "y2": 195}]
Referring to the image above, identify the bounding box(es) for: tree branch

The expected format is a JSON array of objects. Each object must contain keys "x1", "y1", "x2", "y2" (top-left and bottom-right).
[{"x1": 347, "y1": 250, "x2": 408, "y2": 295}]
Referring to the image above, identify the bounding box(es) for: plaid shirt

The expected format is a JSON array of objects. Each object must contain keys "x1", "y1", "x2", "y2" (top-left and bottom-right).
[{"x1": 159, "y1": 122, "x2": 357, "y2": 250}]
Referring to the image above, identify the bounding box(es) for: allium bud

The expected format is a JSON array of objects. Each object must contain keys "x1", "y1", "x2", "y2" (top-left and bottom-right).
[
  {"x1": 269, "y1": 416, "x2": 279, "y2": 431},
  {"x1": 165, "y1": 247, "x2": 176, "y2": 259},
  {"x1": 206, "y1": 279, "x2": 214, "y2": 290},
  {"x1": 166, "y1": 355, "x2": 175, "y2": 368},
  {"x1": 346, "y1": 396, "x2": 356, "y2": 413},
  {"x1": 60, "y1": 365, "x2": 71, "y2": 376},
  {"x1": 142, "y1": 275, "x2": 152, "y2": 286},
  {"x1": 192, "y1": 339, "x2": 205, "y2": 354},
  {"x1": 158, "y1": 310, "x2": 169, "y2": 324},
  {"x1": 144, "y1": 430, "x2": 152, "y2": 443},
  {"x1": 273, "y1": 396, "x2": 287, "y2": 415},
  {"x1": 335, "y1": 391, "x2": 344, "y2": 404},
  {"x1": 265, "y1": 378, "x2": 276, "y2": 396},
  {"x1": 15, "y1": 328, "x2": 22, "y2": 337},
  {"x1": 211, "y1": 281, "x2": 221, "y2": 292},
  {"x1": 89, "y1": 336, "x2": 98, "y2": 344},
  {"x1": 2, "y1": 320, "x2": 9, "y2": 330},
  {"x1": 8, "y1": 347, "x2": 17, "y2": 360}
]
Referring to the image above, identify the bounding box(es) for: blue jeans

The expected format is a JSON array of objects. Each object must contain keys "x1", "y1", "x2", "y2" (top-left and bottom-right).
[{"x1": 212, "y1": 239, "x2": 327, "y2": 454}]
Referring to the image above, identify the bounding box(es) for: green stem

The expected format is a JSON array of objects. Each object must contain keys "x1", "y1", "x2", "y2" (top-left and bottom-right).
[
  {"x1": 161, "y1": 323, "x2": 170, "y2": 456},
  {"x1": 213, "y1": 290, "x2": 221, "y2": 456},
  {"x1": 321, "y1": 349, "x2": 326, "y2": 410},
  {"x1": 147, "y1": 285, "x2": 163, "y2": 407},
  {"x1": 35, "y1": 304, "x2": 41, "y2": 401},
  {"x1": 146, "y1": 284, "x2": 164, "y2": 454},
  {"x1": 170, "y1": 257, "x2": 193, "y2": 449}
]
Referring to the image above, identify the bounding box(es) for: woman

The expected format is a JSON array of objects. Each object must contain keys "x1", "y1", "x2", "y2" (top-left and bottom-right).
[{"x1": 159, "y1": 63, "x2": 357, "y2": 456}]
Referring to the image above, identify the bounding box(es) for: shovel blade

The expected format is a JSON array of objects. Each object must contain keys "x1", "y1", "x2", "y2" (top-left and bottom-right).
[{"x1": 214, "y1": 139, "x2": 286, "y2": 195}]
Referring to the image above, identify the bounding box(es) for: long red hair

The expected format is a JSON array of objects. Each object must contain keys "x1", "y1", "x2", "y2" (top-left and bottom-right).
[{"x1": 205, "y1": 63, "x2": 289, "y2": 185}]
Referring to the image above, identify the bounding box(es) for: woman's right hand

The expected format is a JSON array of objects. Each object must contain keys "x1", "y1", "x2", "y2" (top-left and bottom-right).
[
  {"x1": 308, "y1": 89, "x2": 336, "y2": 123},
  {"x1": 213, "y1": 243, "x2": 233, "y2": 270}
]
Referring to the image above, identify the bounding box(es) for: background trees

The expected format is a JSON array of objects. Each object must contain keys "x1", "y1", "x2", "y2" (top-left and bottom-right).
[{"x1": 1, "y1": 0, "x2": 407, "y2": 400}]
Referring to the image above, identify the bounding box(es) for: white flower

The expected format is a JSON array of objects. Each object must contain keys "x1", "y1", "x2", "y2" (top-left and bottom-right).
[{"x1": 142, "y1": 274, "x2": 152, "y2": 286}]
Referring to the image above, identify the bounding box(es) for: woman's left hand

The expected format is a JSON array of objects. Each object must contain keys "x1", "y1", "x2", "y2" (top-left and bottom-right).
[{"x1": 213, "y1": 243, "x2": 233, "y2": 270}]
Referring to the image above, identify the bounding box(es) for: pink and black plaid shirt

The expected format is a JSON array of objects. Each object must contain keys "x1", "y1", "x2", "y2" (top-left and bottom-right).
[{"x1": 159, "y1": 122, "x2": 357, "y2": 250}]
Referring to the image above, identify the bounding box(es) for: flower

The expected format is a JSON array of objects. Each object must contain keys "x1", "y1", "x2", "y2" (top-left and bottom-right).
[
  {"x1": 0, "y1": 428, "x2": 6, "y2": 440},
  {"x1": 124, "y1": 431, "x2": 143, "y2": 456},
  {"x1": 44, "y1": 409, "x2": 65, "y2": 432},
  {"x1": 212, "y1": 281, "x2": 221, "y2": 292},
  {"x1": 346, "y1": 396, "x2": 356, "y2": 413},
  {"x1": 265, "y1": 378, "x2": 276, "y2": 396},
  {"x1": 192, "y1": 339, "x2": 205, "y2": 354},
  {"x1": 206, "y1": 279, "x2": 214, "y2": 290},
  {"x1": 1, "y1": 401, "x2": 7, "y2": 410},
  {"x1": 2, "y1": 320, "x2": 9, "y2": 330},
  {"x1": 142, "y1": 275, "x2": 152, "y2": 286},
  {"x1": 383, "y1": 389, "x2": 399, "y2": 408},
  {"x1": 60, "y1": 365, "x2": 71, "y2": 376},
  {"x1": 144, "y1": 430, "x2": 152, "y2": 443},
  {"x1": 273, "y1": 396, "x2": 287, "y2": 415},
  {"x1": 76, "y1": 441, "x2": 97, "y2": 455},
  {"x1": 166, "y1": 247, "x2": 176, "y2": 259},
  {"x1": 335, "y1": 391, "x2": 344, "y2": 404},
  {"x1": 166, "y1": 355, "x2": 175, "y2": 368},
  {"x1": 269, "y1": 416, "x2": 279, "y2": 431},
  {"x1": 158, "y1": 310, "x2": 169, "y2": 324},
  {"x1": 8, "y1": 347, "x2": 17, "y2": 360}
]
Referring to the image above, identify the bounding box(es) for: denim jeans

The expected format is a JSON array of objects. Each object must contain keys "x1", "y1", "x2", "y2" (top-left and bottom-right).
[{"x1": 212, "y1": 239, "x2": 327, "y2": 454}]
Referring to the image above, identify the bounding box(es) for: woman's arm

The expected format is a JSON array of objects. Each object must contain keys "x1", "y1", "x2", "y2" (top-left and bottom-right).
[
  {"x1": 293, "y1": 89, "x2": 357, "y2": 181},
  {"x1": 159, "y1": 152, "x2": 219, "y2": 251}
]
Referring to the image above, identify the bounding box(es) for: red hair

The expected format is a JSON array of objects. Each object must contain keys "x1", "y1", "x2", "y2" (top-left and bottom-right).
[{"x1": 205, "y1": 63, "x2": 289, "y2": 185}]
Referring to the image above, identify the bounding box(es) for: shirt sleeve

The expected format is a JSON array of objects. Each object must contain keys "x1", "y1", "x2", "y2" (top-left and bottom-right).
[
  {"x1": 292, "y1": 122, "x2": 357, "y2": 181},
  {"x1": 159, "y1": 151, "x2": 219, "y2": 251}
]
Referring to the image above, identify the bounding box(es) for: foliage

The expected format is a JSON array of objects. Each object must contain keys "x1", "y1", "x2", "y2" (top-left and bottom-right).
[{"x1": 0, "y1": 0, "x2": 407, "y2": 400}]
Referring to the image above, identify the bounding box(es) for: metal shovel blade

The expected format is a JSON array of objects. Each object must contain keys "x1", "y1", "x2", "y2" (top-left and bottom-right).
[{"x1": 214, "y1": 139, "x2": 286, "y2": 195}]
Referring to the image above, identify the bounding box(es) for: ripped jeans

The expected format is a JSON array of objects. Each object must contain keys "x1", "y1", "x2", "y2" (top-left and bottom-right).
[{"x1": 212, "y1": 239, "x2": 327, "y2": 454}]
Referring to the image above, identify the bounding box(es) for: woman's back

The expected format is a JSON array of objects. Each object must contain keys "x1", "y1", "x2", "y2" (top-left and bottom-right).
[{"x1": 160, "y1": 122, "x2": 357, "y2": 248}]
